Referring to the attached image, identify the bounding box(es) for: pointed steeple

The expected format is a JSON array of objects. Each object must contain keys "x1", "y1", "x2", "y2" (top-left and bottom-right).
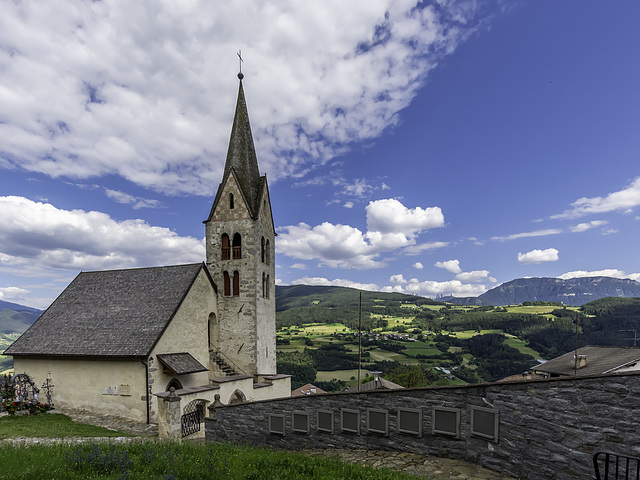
[{"x1": 222, "y1": 73, "x2": 262, "y2": 217}]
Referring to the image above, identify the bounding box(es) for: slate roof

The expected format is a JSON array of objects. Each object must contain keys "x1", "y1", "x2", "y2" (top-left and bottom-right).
[
  {"x1": 291, "y1": 383, "x2": 327, "y2": 397},
  {"x1": 5, "y1": 263, "x2": 212, "y2": 358},
  {"x1": 206, "y1": 76, "x2": 267, "y2": 221},
  {"x1": 157, "y1": 353, "x2": 208, "y2": 375},
  {"x1": 532, "y1": 345, "x2": 640, "y2": 377},
  {"x1": 357, "y1": 377, "x2": 404, "y2": 392}
]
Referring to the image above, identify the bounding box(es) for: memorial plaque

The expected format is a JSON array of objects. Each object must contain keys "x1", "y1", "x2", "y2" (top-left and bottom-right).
[
  {"x1": 317, "y1": 410, "x2": 334, "y2": 433},
  {"x1": 367, "y1": 408, "x2": 388, "y2": 435},
  {"x1": 292, "y1": 412, "x2": 309, "y2": 434},
  {"x1": 269, "y1": 414, "x2": 285, "y2": 435},
  {"x1": 470, "y1": 406, "x2": 499, "y2": 442},
  {"x1": 341, "y1": 408, "x2": 360, "y2": 434},
  {"x1": 397, "y1": 407, "x2": 422, "y2": 436},
  {"x1": 432, "y1": 407, "x2": 461, "y2": 438}
]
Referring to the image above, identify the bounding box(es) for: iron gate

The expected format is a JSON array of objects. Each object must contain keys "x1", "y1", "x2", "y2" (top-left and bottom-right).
[{"x1": 181, "y1": 400, "x2": 206, "y2": 437}]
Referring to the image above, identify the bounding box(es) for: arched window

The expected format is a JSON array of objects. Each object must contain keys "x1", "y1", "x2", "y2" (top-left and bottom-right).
[
  {"x1": 266, "y1": 239, "x2": 271, "y2": 265},
  {"x1": 261, "y1": 237, "x2": 265, "y2": 263},
  {"x1": 233, "y1": 271, "x2": 240, "y2": 296},
  {"x1": 208, "y1": 313, "x2": 218, "y2": 349},
  {"x1": 223, "y1": 271, "x2": 231, "y2": 296},
  {"x1": 232, "y1": 233, "x2": 242, "y2": 259},
  {"x1": 229, "y1": 193, "x2": 234, "y2": 209},
  {"x1": 166, "y1": 378, "x2": 183, "y2": 392},
  {"x1": 221, "y1": 234, "x2": 230, "y2": 260}
]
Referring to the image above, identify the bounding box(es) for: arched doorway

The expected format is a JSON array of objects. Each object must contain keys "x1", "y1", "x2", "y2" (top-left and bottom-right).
[{"x1": 208, "y1": 312, "x2": 218, "y2": 350}]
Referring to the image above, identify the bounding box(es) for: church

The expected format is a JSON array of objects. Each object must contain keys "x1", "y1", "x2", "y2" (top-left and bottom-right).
[{"x1": 5, "y1": 72, "x2": 290, "y2": 424}]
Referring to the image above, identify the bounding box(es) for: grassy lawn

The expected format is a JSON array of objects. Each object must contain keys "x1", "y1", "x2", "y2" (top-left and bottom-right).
[
  {"x1": 503, "y1": 335, "x2": 541, "y2": 359},
  {"x1": 0, "y1": 441, "x2": 420, "y2": 480},
  {"x1": 449, "y1": 329, "x2": 503, "y2": 339},
  {"x1": 0, "y1": 413, "x2": 129, "y2": 439}
]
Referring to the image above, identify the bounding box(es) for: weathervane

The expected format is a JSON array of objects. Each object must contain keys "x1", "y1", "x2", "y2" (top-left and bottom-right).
[{"x1": 237, "y1": 50, "x2": 244, "y2": 79}]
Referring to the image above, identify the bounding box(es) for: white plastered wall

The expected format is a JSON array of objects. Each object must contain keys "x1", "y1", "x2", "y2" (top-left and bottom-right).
[
  {"x1": 13, "y1": 356, "x2": 148, "y2": 422},
  {"x1": 147, "y1": 268, "x2": 218, "y2": 422}
]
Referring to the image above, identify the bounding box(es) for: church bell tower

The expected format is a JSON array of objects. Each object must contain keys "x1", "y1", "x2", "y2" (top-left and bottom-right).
[{"x1": 204, "y1": 71, "x2": 276, "y2": 377}]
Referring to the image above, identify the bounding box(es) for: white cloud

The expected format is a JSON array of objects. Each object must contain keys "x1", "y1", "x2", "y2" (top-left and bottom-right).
[
  {"x1": 0, "y1": 286, "x2": 30, "y2": 303},
  {"x1": 492, "y1": 229, "x2": 562, "y2": 242},
  {"x1": 403, "y1": 241, "x2": 449, "y2": 255},
  {"x1": 366, "y1": 198, "x2": 444, "y2": 234},
  {"x1": 435, "y1": 259, "x2": 462, "y2": 273},
  {"x1": 517, "y1": 248, "x2": 559, "y2": 264},
  {"x1": 0, "y1": 196, "x2": 204, "y2": 273},
  {"x1": 104, "y1": 189, "x2": 161, "y2": 209},
  {"x1": 343, "y1": 202, "x2": 354, "y2": 209},
  {"x1": 290, "y1": 263, "x2": 307, "y2": 270},
  {"x1": 570, "y1": 220, "x2": 608, "y2": 233},
  {"x1": 276, "y1": 198, "x2": 444, "y2": 268},
  {"x1": 403, "y1": 278, "x2": 487, "y2": 298},
  {"x1": 553, "y1": 177, "x2": 640, "y2": 219},
  {"x1": 454, "y1": 270, "x2": 491, "y2": 283},
  {"x1": 413, "y1": 262, "x2": 424, "y2": 270},
  {"x1": 390, "y1": 274, "x2": 407, "y2": 285},
  {"x1": 0, "y1": 1, "x2": 485, "y2": 195},
  {"x1": 292, "y1": 277, "x2": 379, "y2": 291},
  {"x1": 558, "y1": 269, "x2": 640, "y2": 282}
]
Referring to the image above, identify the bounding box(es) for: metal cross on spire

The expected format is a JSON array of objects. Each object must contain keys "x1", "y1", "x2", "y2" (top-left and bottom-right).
[{"x1": 237, "y1": 50, "x2": 244, "y2": 79}]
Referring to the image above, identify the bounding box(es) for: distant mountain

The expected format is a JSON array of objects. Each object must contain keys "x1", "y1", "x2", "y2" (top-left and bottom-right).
[
  {"x1": 443, "y1": 276, "x2": 640, "y2": 307},
  {"x1": 0, "y1": 300, "x2": 41, "y2": 313},
  {"x1": 0, "y1": 301, "x2": 42, "y2": 334}
]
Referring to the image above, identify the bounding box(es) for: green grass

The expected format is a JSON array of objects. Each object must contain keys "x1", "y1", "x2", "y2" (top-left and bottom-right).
[
  {"x1": 0, "y1": 413, "x2": 130, "y2": 439},
  {"x1": 0, "y1": 441, "x2": 422, "y2": 480}
]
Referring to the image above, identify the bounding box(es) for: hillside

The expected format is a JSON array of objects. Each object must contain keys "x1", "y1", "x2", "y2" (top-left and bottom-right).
[
  {"x1": 275, "y1": 283, "x2": 640, "y2": 388},
  {"x1": 443, "y1": 276, "x2": 640, "y2": 306},
  {"x1": 0, "y1": 304, "x2": 42, "y2": 335}
]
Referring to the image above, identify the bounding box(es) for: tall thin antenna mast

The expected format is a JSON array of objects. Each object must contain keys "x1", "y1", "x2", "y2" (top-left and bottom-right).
[{"x1": 357, "y1": 292, "x2": 362, "y2": 392}]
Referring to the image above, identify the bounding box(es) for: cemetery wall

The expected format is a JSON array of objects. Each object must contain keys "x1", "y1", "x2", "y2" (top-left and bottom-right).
[{"x1": 205, "y1": 372, "x2": 640, "y2": 480}]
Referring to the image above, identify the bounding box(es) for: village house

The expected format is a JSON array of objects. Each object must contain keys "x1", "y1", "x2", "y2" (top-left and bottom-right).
[
  {"x1": 4, "y1": 72, "x2": 290, "y2": 424},
  {"x1": 531, "y1": 345, "x2": 640, "y2": 377}
]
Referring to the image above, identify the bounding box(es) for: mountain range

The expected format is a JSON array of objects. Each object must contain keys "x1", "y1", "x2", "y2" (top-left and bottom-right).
[
  {"x1": 440, "y1": 276, "x2": 640, "y2": 307},
  {"x1": 2, "y1": 276, "x2": 640, "y2": 335}
]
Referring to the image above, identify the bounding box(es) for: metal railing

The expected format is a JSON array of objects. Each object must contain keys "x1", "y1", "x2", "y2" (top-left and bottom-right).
[
  {"x1": 594, "y1": 452, "x2": 640, "y2": 479},
  {"x1": 210, "y1": 346, "x2": 247, "y2": 376}
]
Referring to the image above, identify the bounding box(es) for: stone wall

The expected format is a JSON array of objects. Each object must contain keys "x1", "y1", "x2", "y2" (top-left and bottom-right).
[{"x1": 205, "y1": 372, "x2": 640, "y2": 480}]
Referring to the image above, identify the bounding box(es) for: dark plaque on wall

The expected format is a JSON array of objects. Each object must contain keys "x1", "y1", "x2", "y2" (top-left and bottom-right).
[
  {"x1": 269, "y1": 414, "x2": 285, "y2": 435},
  {"x1": 367, "y1": 408, "x2": 389, "y2": 435},
  {"x1": 292, "y1": 412, "x2": 309, "y2": 434},
  {"x1": 397, "y1": 407, "x2": 422, "y2": 436},
  {"x1": 317, "y1": 410, "x2": 334, "y2": 433},
  {"x1": 432, "y1": 407, "x2": 461, "y2": 438},
  {"x1": 341, "y1": 408, "x2": 360, "y2": 434},
  {"x1": 470, "y1": 406, "x2": 499, "y2": 442}
]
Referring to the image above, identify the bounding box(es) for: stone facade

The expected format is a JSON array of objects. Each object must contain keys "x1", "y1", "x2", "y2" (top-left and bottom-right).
[
  {"x1": 204, "y1": 165, "x2": 276, "y2": 376},
  {"x1": 206, "y1": 372, "x2": 640, "y2": 480}
]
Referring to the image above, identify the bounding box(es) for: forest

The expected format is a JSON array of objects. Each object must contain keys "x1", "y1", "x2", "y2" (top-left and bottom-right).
[{"x1": 275, "y1": 286, "x2": 640, "y2": 390}]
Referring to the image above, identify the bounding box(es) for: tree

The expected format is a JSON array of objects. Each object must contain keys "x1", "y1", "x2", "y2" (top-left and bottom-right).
[{"x1": 384, "y1": 364, "x2": 430, "y2": 388}]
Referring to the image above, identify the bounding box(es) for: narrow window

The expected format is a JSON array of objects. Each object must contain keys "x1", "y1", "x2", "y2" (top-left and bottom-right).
[
  {"x1": 223, "y1": 271, "x2": 231, "y2": 296},
  {"x1": 233, "y1": 271, "x2": 240, "y2": 296},
  {"x1": 229, "y1": 193, "x2": 234, "y2": 210},
  {"x1": 261, "y1": 237, "x2": 265, "y2": 263},
  {"x1": 262, "y1": 272, "x2": 266, "y2": 298},
  {"x1": 232, "y1": 233, "x2": 242, "y2": 259},
  {"x1": 221, "y1": 234, "x2": 230, "y2": 260},
  {"x1": 266, "y1": 275, "x2": 270, "y2": 299},
  {"x1": 266, "y1": 239, "x2": 271, "y2": 265}
]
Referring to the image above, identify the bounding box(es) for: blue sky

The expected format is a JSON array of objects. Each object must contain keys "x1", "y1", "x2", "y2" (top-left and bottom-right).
[{"x1": 1, "y1": 1, "x2": 639, "y2": 309}]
